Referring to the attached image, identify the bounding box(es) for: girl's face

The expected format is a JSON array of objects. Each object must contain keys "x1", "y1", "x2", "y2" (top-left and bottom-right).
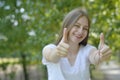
[{"x1": 68, "y1": 16, "x2": 89, "y2": 44}]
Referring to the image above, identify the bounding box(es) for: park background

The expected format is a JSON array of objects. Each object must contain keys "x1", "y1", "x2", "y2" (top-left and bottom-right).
[{"x1": 0, "y1": 0, "x2": 120, "y2": 80}]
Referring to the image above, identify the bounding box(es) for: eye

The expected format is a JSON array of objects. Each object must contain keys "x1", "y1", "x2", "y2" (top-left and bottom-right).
[
  {"x1": 74, "y1": 24, "x2": 80, "y2": 28},
  {"x1": 83, "y1": 27, "x2": 88, "y2": 30}
]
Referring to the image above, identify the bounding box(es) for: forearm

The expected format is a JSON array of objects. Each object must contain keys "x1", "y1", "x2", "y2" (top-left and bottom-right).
[
  {"x1": 43, "y1": 46, "x2": 61, "y2": 63},
  {"x1": 89, "y1": 50, "x2": 101, "y2": 65},
  {"x1": 89, "y1": 48, "x2": 111, "y2": 65},
  {"x1": 89, "y1": 33, "x2": 112, "y2": 65},
  {"x1": 46, "y1": 48, "x2": 61, "y2": 63}
]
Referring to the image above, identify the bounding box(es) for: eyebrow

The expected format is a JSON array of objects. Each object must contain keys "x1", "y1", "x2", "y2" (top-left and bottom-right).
[
  {"x1": 75, "y1": 23, "x2": 88, "y2": 28},
  {"x1": 75, "y1": 23, "x2": 80, "y2": 25}
]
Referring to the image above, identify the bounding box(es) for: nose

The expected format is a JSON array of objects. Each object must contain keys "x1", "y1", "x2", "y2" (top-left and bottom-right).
[{"x1": 77, "y1": 27, "x2": 83, "y2": 35}]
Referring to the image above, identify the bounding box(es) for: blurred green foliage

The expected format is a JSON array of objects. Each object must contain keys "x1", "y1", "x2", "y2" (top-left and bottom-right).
[{"x1": 0, "y1": 0, "x2": 120, "y2": 63}]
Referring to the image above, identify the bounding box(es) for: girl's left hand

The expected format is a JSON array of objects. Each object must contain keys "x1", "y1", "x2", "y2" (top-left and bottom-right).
[{"x1": 98, "y1": 33, "x2": 112, "y2": 61}]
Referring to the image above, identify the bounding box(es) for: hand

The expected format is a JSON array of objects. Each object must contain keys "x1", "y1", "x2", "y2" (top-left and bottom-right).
[
  {"x1": 56, "y1": 28, "x2": 69, "y2": 57},
  {"x1": 98, "y1": 33, "x2": 112, "y2": 60}
]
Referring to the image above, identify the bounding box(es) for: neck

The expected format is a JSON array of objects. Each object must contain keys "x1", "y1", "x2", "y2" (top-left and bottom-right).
[{"x1": 68, "y1": 42, "x2": 80, "y2": 55}]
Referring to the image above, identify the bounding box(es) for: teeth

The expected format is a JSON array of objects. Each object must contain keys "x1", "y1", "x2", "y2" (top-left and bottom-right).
[
  {"x1": 76, "y1": 36, "x2": 82, "y2": 38},
  {"x1": 76, "y1": 35, "x2": 82, "y2": 38}
]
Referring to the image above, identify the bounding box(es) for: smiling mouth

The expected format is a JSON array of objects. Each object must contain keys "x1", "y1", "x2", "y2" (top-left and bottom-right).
[{"x1": 75, "y1": 35, "x2": 83, "y2": 39}]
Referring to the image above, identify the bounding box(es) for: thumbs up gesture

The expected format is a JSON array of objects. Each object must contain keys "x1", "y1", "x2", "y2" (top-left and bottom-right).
[
  {"x1": 56, "y1": 28, "x2": 69, "y2": 57},
  {"x1": 98, "y1": 33, "x2": 112, "y2": 61}
]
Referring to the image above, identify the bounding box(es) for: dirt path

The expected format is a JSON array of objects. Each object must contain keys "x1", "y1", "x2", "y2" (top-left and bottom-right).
[{"x1": 99, "y1": 61, "x2": 120, "y2": 80}]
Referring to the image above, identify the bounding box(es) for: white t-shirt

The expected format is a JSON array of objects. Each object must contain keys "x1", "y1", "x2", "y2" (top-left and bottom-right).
[{"x1": 42, "y1": 44, "x2": 95, "y2": 80}]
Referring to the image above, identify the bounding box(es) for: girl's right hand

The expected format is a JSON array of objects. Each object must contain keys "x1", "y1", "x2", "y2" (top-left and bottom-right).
[{"x1": 56, "y1": 28, "x2": 69, "y2": 57}]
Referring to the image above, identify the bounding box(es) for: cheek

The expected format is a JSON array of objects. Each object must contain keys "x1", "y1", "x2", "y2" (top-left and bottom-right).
[
  {"x1": 68, "y1": 32, "x2": 72, "y2": 39},
  {"x1": 84, "y1": 31, "x2": 88, "y2": 38},
  {"x1": 84, "y1": 32, "x2": 88, "y2": 37},
  {"x1": 85, "y1": 31, "x2": 88, "y2": 35},
  {"x1": 68, "y1": 29, "x2": 74, "y2": 36},
  {"x1": 68, "y1": 31, "x2": 73, "y2": 40},
  {"x1": 81, "y1": 31, "x2": 88, "y2": 40}
]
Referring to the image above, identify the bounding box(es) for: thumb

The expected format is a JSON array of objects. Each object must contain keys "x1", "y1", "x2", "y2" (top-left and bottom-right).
[
  {"x1": 98, "y1": 33, "x2": 104, "y2": 49},
  {"x1": 62, "y1": 28, "x2": 68, "y2": 43}
]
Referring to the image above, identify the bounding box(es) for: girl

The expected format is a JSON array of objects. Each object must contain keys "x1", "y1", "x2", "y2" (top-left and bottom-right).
[{"x1": 42, "y1": 8, "x2": 112, "y2": 80}]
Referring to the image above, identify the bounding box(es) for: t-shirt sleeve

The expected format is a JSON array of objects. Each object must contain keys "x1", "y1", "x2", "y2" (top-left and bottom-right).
[
  {"x1": 85, "y1": 44, "x2": 97, "y2": 64},
  {"x1": 42, "y1": 44, "x2": 56, "y2": 65},
  {"x1": 83, "y1": 44, "x2": 97, "y2": 59}
]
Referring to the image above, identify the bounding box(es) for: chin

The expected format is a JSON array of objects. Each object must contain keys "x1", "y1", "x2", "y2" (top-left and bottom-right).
[{"x1": 72, "y1": 39, "x2": 82, "y2": 44}]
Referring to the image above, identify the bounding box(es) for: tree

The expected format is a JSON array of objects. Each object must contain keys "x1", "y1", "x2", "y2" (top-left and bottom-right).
[{"x1": 0, "y1": 0, "x2": 120, "y2": 79}]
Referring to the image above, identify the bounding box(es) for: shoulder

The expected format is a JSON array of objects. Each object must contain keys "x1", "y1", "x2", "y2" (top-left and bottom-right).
[
  {"x1": 43, "y1": 44, "x2": 56, "y2": 51},
  {"x1": 42, "y1": 44, "x2": 57, "y2": 61},
  {"x1": 84, "y1": 44, "x2": 97, "y2": 50},
  {"x1": 42, "y1": 44, "x2": 56, "y2": 54},
  {"x1": 42, "y1": 44, "x2": 57, "y2": 65},
  {"x1": 81, "y1": 44, "x2": 97, "y2": 56}
]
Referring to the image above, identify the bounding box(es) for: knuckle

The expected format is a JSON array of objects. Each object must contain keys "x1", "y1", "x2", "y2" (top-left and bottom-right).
[{"x1": 65, "y1": 43, "x2": 69, "y2": 49}]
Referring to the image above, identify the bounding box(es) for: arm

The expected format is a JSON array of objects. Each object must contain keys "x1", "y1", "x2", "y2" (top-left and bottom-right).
[
  {"x1": 89, "y1": 46, "x2": 112, "y2": 65},
  {"x1": 42, "y1": 45, "x2": 60, "y2": 63},
  {"x1": 89, "y1": 48, "x2": 100, "y2": 65},
  {"x1": 42, "y1": 28, "x2": 69, "y2": 63},
  {"x1": 89, "y1": 33, "x2": 112, "y2": 65}
]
